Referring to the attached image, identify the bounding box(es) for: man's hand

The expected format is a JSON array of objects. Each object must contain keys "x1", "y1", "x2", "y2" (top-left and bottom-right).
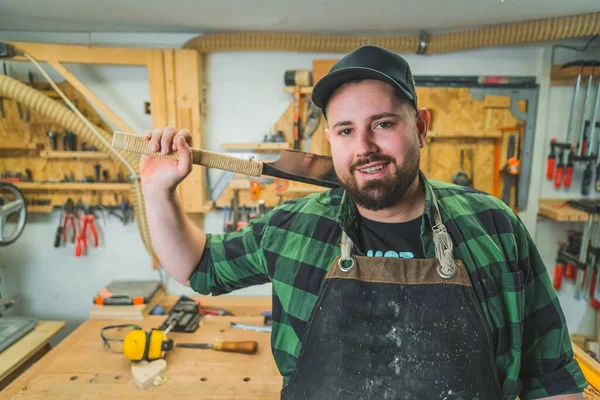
[{"x1": 139, "y1": 126, "x2": 193, "y2": 194}]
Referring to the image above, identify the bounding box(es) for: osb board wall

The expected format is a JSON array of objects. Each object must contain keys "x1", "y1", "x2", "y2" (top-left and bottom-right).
[
  {"x1": 0, "y1": 81, "x2": 130, "y2": 209},
  {"x1": 418, "y1": 87, "x2": 525, "y2": 200},
  {"x1": 216, "y1": 86, "x2": 525, "y2": 210}
]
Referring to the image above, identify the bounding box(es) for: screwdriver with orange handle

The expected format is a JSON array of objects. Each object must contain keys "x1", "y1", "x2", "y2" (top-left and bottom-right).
[{"x1": 176, "y1": 340, "x2": 258, "y2": 354}]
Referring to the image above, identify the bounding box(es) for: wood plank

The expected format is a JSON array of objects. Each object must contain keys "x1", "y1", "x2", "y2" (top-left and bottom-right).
[
  {"x1": 0, "y1": 320, "x2": 65, "y2": 383},
  {"x1": 538, "y1": 199, "x2": 590, "y2": 222},
  {"x1": 221, "y1": 142, "x2": 291, "y2": 152},
  {"x1": 16, "y1": 182, "x2": 131, "y2": 191},
  {"x1": 174, "y1": 50, "x2": 207, "y2": 214},
  {"x1": 484, "y1": 96, "x2": 510, "y2": 108},
  {"x1": 163, "y1": 49, "x2": 178, "y2": 128},
  {"x1": 312, "y1": 59, "x2": 338, "y2": 82},
  {"x1": 48, "y1": 62, "x2": 136, "y2": 134},
  {"x1": 0, "y1": 143, "x2": 37, "y2": 150},
  {"x1": 39, "y1": 151, "x2": 110, "y2": 159},
  {"x1": 147, "y1": 50, "x2": 168, "y2": 128},
  {"x1": 9, "y1": 42, "x2": 152, "y2": 65},
  {"x1": 551, "y1": 64, "x2": 600, "y2": 86}
]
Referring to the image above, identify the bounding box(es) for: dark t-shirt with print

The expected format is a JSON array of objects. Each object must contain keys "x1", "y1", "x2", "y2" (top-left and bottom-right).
[{"x1": 357, "y1": 215, "x2": 425, "y2": 259}]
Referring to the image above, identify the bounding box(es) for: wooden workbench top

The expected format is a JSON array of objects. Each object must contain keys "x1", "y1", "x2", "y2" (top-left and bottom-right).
[
  {"x1": 0, "y1": 320, "x2": 65, "y2": 389},
  {"x1": 1, "y1": 314, "x2": 282, "y2": 399}
]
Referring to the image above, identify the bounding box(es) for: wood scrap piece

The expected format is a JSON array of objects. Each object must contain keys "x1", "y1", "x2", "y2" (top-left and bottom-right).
[{"x1": 131, "y1": 359, "x2": 167, "y2": 390}]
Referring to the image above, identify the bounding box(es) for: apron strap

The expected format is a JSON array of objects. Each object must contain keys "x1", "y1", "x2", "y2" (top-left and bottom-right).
[{"x1": 339, "y1": 184, "x2": 457, "y2": 279}]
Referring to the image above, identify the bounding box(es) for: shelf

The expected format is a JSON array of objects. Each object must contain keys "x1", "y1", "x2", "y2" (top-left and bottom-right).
[
  {"x1": 428, "y1": 130, "x2": 502, "y2": 139},
  {"x1": 15, "y1": 182, "x2": 131, "y2": 191},
  {"x1": 39, "y1": 151, "x2": 110, "y2": 159},
  {"x1": 221, "y1": 142, "x2": 291, "y2": 152},
  {"x1": 550, "y1": 64, "x2": 600, "y2": 87},
  {"x1": 538, "y1": 199, "x2": 590, "y2": 222},
  {"x1": 0, "y1": 143, "x2": 37, "y2": 150},
  {"x1": 283, "y1": 86, "x2": 314, "y2": 94},
  {"x1": 27, "y1": 205, "x2": 54, "y2": 213}
]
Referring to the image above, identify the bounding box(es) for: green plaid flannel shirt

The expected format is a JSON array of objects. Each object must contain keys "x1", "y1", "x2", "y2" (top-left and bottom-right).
[{"x1": 189, "y1": 173, "x2": 587, "y2": 399}]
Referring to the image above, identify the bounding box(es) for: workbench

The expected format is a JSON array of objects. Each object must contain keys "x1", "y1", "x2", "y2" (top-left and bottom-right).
[
  {"x1": 0, "y1": 320, "x2": 65, "y2": 391},
  {"x1": 0, "y1": 295, "x2": 283, "y2": 400}
]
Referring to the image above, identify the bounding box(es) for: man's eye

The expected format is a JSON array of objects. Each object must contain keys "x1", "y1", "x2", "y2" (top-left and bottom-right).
[
  {"x1": 376, "y1": 121, "x2": 392, "y2": 129},
  {"x1": 339, "y1": 129, "x2": 352, "y2": 136}
]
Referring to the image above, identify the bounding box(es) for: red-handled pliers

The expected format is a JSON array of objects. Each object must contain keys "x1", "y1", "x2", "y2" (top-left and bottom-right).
[
  {"x1": 76, "y1": 205, "x2": 98, "y2": 257},
  {"x1": 61, "y1": 198, "x2": 76, "y2": 244}
]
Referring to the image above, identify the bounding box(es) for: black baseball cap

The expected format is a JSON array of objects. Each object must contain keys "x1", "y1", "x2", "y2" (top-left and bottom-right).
[{"x1": 311, "y1": 45, "x2": 418, "y2": 114}]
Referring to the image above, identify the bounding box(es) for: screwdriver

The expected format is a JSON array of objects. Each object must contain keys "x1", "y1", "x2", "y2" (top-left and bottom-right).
[{"x1": 176, "y1": 340, "x2": 258, "y2": 354}]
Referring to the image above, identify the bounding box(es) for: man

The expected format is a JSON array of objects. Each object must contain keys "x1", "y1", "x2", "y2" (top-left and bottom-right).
[{"x1": 140, "y1": 45, "x2": 587, "y2": 399}]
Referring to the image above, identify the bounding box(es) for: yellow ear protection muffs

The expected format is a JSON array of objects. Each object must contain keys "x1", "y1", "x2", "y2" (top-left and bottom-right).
[{"x1": 100, "y1": 324, "x2": 174, "y2": 362}]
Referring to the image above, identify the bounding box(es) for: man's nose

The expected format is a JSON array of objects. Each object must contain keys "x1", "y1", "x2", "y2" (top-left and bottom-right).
[{"x1": 355, "y1": 128, "x2": 378, "y2": 156}]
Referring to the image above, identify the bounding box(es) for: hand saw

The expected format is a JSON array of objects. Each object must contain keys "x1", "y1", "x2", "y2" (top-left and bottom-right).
[{"x1": 111, "y1": 131, "x2": 340, "y2": 188}]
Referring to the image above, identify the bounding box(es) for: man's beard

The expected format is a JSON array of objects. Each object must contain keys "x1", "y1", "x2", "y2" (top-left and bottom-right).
[{"x1": 339, "y1": 146, "x2": 420, "y2": 211}]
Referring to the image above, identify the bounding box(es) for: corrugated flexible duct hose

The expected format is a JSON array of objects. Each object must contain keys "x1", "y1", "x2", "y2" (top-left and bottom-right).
[
  {"x1": 182, "y1": 12, "x2": 600, "y2": 53},
  {"x1": 0, "y1": 73, "x2": 159, "y2": 264}
]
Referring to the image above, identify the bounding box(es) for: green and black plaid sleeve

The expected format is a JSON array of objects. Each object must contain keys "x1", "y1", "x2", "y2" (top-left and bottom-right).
[
  {"x1": 512, "y1": 215, "x2": 588, "y2": 399},
  {"x1": 188, "y1": 211, "x2": 272, "y2": 295}
]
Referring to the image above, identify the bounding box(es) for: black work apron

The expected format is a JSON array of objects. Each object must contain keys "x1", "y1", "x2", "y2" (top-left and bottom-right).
[{"x1": 280, "y1": 188, "x2": 502, "y2": 400}]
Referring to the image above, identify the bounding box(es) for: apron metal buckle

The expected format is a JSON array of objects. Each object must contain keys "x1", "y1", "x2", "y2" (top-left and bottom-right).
[
  {"x1": 437, "y1": 263, "x2": 457, "y2": 279},
  {"x1": 338, "y1": 257, "x2": 355, "y2": 272}
]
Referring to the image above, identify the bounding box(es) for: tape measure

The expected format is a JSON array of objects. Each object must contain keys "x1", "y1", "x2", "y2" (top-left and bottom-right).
[{"x1": 101, "y1": 324, "x2": 173, "y2": 362}]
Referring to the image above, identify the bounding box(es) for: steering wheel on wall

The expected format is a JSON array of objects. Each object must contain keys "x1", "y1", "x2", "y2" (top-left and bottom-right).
[{"x1": 0, "y1": 182, "x2": 28, "y2": 246}]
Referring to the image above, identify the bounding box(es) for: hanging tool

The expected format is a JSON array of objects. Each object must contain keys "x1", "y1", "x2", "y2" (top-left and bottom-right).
[
  {"x1": 452, "y1": 148, "x2": 473, "y2": 187},
  {"x1": 61, "y1": 198, "x2": 76, "y2": 244},
  {"x1": 53, "y1": 206, "x2": 64, "y2": 248},
  {"x1": 581, "y1": 121, "x2": 593, "y2": 195},
  {"x1": 0, "y1": 62, "x2": 6, "y2": 118},
  {"x1": 553, "y1": 262, "x2": 564, "y2": 290},
  {"x1": 564, "y1": 152, "x2": 574, "y2": 188},
  {"x1": 501, "y1": 135, "x2": 518, "y2": 205},
  {"x1": 176, "y1": 340, "x2": 258, "y2": 354},
  {"x1": 555, "y1": 148, "x2": 565, "y2": 188},
  {"x1": 47, "y1": 131, "x2": 58, "y2": 151},
  {"x1": 560, "y1": 61, "x2": 584, "y2": 188},
  {"x1": 284, "y1": 70, "x2": 312, "y2": 151},
  {"x1": 302, "y1": 100, "x2": 321, "y2": 153},
  {"x1": 577, "y1": 63, "x2": 596, "y2": 158},
  {"x1": 112, "y1": 132, "x2": 339, "y2": 189},
  {"x1": 75, "y1": 205, "x2": 98, "y2": 257},
  {"x1": 546, "y1": 139, "x2": 556, "y2": 180},
  {"x1": 575, "y1": 214, "x2": 594, "y2": 300},
  {"x1": 292, "y1": 87, "x2": 301, "y2": 150}
]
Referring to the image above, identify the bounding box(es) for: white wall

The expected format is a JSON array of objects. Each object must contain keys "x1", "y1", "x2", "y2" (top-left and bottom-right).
[{"x1": 0, "y1": 30, "x2": 598, "y2": 339}]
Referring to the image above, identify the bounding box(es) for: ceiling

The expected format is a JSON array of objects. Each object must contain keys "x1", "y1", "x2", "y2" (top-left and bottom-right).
[{"x1": 0, "y1": 0, "x2": 598, "y2": 34}]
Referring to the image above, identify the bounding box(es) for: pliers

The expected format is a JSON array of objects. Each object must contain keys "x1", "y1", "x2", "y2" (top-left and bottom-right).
[
  {"x1": 61, "y1": 198, "x2": 76, "y2": 244},
  {"x1": 76, "y1": 205, "x2": 98, "y2": 257}
]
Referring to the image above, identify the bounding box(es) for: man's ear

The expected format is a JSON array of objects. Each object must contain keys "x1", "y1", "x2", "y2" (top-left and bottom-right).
[
  {"x1": 415, "y1": 108, "x2": 430, "y2": 148},
  {"x1": 325, "y1": 127, "x2": 331, "y2": 143}
]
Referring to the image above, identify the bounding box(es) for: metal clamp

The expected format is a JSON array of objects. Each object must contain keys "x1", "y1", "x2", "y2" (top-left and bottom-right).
[{"x1": 417, "y1": 31, "x2": 430, "y2": 55}]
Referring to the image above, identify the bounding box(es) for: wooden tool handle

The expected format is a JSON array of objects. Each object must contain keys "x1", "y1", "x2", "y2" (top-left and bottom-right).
[
  {"x1": 112, "y1": 131, "x2": 263, "y2": 177},
  {"x1": 214, "y1": 341, "x2": 258, "y2": 354}
]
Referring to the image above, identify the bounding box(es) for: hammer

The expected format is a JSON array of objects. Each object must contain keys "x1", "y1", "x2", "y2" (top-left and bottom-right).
[{"x1": 284, "y1": 70, "x2": 312, "y2": 151}]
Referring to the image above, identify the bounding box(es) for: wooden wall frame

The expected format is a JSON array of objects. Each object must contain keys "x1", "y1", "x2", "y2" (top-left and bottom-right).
[{"x1": 7, "y1": 41, "x2": 208, "y2": 223}]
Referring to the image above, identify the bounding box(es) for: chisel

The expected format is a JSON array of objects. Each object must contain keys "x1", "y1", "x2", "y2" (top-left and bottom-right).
[{"x1": 176, "y1": 340, "x2": 258, "y2": 354}]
